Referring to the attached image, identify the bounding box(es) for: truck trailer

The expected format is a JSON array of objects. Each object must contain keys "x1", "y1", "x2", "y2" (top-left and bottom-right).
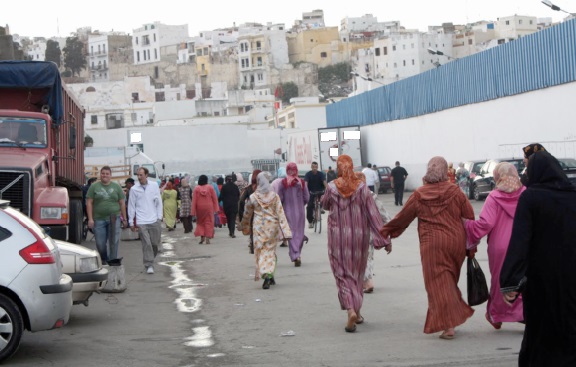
[{"x1": 0, "y1": 61, "x2": 85, "y2": 243}]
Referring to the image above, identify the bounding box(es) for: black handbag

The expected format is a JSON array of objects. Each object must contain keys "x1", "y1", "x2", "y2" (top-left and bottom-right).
[{"x1": 467, "y1": 255, "x2": 489, "y2": 306}]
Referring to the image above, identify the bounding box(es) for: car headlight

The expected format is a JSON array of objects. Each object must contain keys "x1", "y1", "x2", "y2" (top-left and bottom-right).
[
  {"x1": 79, "y1": 257, "x2": 99, "y2": 272},
  {"x1": 40, "y1": 207, "x2": 68, "y2": 220}
]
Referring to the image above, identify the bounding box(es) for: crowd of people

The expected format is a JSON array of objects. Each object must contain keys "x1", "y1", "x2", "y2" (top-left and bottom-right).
[{"x1": 84, "y1": 143, "x2": 575, "y2": 365}]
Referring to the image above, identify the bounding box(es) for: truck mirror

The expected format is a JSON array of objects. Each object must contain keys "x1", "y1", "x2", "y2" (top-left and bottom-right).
[{"x1": 69, "y1": 126, "x2": 76, "y2": 149}]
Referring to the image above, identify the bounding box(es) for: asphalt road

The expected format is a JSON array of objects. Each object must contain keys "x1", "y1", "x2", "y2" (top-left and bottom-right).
[{"x1": 10, "y1": 192, "x2": 524, "y2": 367}]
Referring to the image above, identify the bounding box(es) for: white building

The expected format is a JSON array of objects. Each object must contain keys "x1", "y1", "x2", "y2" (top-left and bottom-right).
[
  {"x1": 132, "y1": 22, "x2": 189, "y2": 65},
  {"x1": 495, "y1": 15, "x2": 539, "y2": 41},
  {"x1": 237, "y1": 28, "x2": 289, "y2": 89},
  {"x1": 26, "y1": 38, "x2": 46, "y2": 61}
]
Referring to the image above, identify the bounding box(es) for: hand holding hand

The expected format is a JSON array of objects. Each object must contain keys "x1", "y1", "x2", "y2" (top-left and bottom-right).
[{"x1": 503, "y1": 291, "x2": 519, "y2": 306}]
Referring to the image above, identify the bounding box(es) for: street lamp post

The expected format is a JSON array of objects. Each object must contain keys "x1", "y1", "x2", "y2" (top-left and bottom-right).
[
  {"x1": 541, "y1": 0, "x2": 576, "y2": 15},
  {"x1": 427, "y1": 48, "x2": 459, "y2": 61},
  {"x1": 350, "y1": 72, "x2": 385, "y2": 85}
]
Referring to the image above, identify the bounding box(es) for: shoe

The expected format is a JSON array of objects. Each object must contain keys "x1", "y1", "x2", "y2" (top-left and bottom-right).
[
  {"x1": 146, "y1": 266, "x2": 154, "y2": 274},
  {"x1": 395, "y1": 203, "x2": 398, "y2": 206},
  {"x1": 356, "y1": 316, "x2": 364, "y2": 325},
  {"x1": 269, "y1": 277, "x2": 276, "y2": 285},
  {"x1": 363, "y1": 287, "x2": 374, "y2": 294},
  {"x1": 344, "y1": 324, "x2": 357, "y2": 333},
  {"x1": 485, "y1": 312, "x2": 502, "y2": 330},
  {"x1": 199, "y1": 238, "x2": 204, "y2": 244},
  {"x1": 308, "y1": 223, "x2": 314, "y2": 228},
  {"x1": 320, "y1": 209, "x2": 325, "y2": 214},
  {"x1": 439, "y1": 329, "x2": 455, "y2": 340},
  {"x1": 294, "y1": 258, "x2": 301, "y2": 267},
  {"x1": 206, "y1": 239, "x2": 211, "y2": 244},
  {"x1": 262, "y1": 277, "x2": 271, "y2": 289}
]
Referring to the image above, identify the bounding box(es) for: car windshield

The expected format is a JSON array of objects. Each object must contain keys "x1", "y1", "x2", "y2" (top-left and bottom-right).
[
  {"x1": 505, "y1": 160, "x2": 525, "y2": 173},
  {"x1": 558, "y1": 158, "x2": 576, "y2": 169},
  {"x1": 0, "y1": 117, "x2": 48, "y2": 148}
]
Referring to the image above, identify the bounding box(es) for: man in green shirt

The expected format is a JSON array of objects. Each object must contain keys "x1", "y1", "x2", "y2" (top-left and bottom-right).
[{"x1": 86, "y1": 166, "x2": 127, "y2": 264}]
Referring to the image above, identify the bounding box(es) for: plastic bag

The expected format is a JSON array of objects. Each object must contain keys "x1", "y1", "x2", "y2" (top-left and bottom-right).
[
  {"x1": 467, "y1": 256, "x2": 489, "y2": 306},
  {"x1": 101, "y1": 259, "x2": 127, "y2": 293}
]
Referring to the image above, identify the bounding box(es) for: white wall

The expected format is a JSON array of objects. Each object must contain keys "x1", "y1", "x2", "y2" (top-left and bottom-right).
[{"x1": 362, "y1": 81, "x2": 576, "y2": 190}]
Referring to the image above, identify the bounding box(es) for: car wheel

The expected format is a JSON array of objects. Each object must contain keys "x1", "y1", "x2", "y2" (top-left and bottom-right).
[
  {"x1": 68, "y1": 198, "x2": 84, "y2": 244},
  {"x1": 0, "y1": 294, "x2": 24, "y2": 363},
  {"x1": 473, "y1": 185, "x2": 482, "y2": 201}
]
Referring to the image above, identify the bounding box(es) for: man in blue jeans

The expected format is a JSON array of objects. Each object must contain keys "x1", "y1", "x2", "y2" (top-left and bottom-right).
[{"x1": 86, "y1": 166, "x2": 128, "y2": 264}]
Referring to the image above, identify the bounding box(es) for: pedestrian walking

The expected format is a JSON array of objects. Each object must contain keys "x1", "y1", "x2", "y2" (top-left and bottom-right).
[
  {"x1": 86, "y1": 166, "x2": 127, "y2": 264},
  {"x1": 501, "y1": 151, "x2": 576, "y2": 366},
  {"x1": 219, "y1": 175, "x2": 241, "y2": 238},
  {"x1": 326, "y1": 166, "x2": 337, "y2": 183},
  {"x1": 321, "y1": 155, "x2": 391, "y2": 333},
  {"x1": 277, "y1": 162, "x2": 310, "y2": 266},
  {"x1": 178, "y1": 178, "x2": 193, "y2": 233},
  {"x1": 162, "y1": 181, "x2": 178, "y2": 230},
  {"x1": 128, "y1": 167, "x2": 163, "y2": 274},
  {"x1": 362, "y1": 163, "x2": 379, "y2": 193},
  {"x1": 192, "y1": 175, "x2": 219, "y2": 244},
  {"x1": 464, "y1": 162, "x2": 525, "y2": 329},
  {"x1": 241, "y1": 172, "x2": 292, "y2": 289},
  {"x1": 238, "y1": 169, "x2": 261, "y2": 254},
  {"x1": 390, "y1": 161, "x2": 408, "y2": 206},
  {"x1": 455, "y1": 162, "x2": 470, "y2": 196},
  {"x1": 381, "y1": 156, "x2": 475, "y2": 340}
]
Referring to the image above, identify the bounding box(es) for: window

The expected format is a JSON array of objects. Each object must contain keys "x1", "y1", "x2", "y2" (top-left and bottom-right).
[
  {"x1": 132, "y1": 93, "x2": 139, "y2": 102},
  {"x1": 402, "y1": 44, "x2": 406, "y2": 50},
  {"x1": 383, "y1": 46, "x2": 387, "y2": 55},
  {"x1": 412, "y1": 59, "x2": 415, "y2": 65},
  {"x1": 519, "y1": 19, "x2": 523, "y2": 25},
  {"x1": 403, "y1": 60, "x2": 406, "y2": 66},
  {"x1": 136, "y1": 51, "x2": 140, "y2": 62},
  {"x1": 375, "y1": 48, "x2": 380, "y2": 56},
  {"x1": 257, "y1": 73, "x2": 263, "y2": 81},
  {"x1": 143, "y1": 35, "x2": 150, "y2": 45},
  {"x1": 155, "y1": 92, "x2": 165, "y2": 102},
  {"x1": 320, "y1": 52, "x2": 327, "y2": 58},
  {"x1": 506, "y1": 21, "x2": 510, "y2": 25},
  {"x1": 153, "y1": 34, "x2": 156, "y2": 42},
  {"x1": 154, "y1": 66, "x2": 159, "y2": 79},
  {"x1": 91, "y1": 115, "x2": 98, "y2": 124},
  {"x1": 154, "y1": 49, "x2": 158, "y2": 59},
  {"x1": 393, "y1": 62, "x2": 397, "y2": 68},
  {"x1": 131, "y1": 113, "x2": 137, "y2": 122},
  {"x1": 411, "y1": 43, "x2": 414, "y2": 49},
  {"x1": 257, "y1": 56, "x2": 262, "y2": 66},
  {"x1": 256, "y1": 41, "x2": 261, "y2": 50},
  {"x1": 529, "y1": 20, "x2": 533, "y2": 25},
  {"x1": 468, "y1": 39, "x2": 473, "y2": 45},
  {"x1": 136, "y1": 37, "x2": 138, "y2": 45},
  {"x1": 392, "y1": 45, "x2": 396, "y2": 51},
  {"x1": 186, "y1": 89, "x2": 196, "y2": 99}
]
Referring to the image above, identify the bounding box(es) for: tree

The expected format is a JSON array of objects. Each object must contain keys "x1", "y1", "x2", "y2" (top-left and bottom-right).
[
  {"x1": 318, "y1": 62, "x2": 353, "y2": 98},
  {"x1": 63, "y1": 37, "x2": 86, "y2": 77},
  {"x1": 45, "y1": 40, "x2": 61, "y2": 67},
  {"x1": 279, "y1": 82, "x2": 298, "y2": 104}
]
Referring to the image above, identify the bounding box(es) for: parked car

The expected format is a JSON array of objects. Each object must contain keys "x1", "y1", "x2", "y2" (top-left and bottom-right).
[
  {"x1": 463, "y1": 159, "x2": 487, "y2": 199},
  {"x1": 56, "y1": 240, "x2": 108, "y2": 306},
  {"x1": 472, "y1": 158, "x2": 525, "y2": 201},
  {"x1": 0, "y1": 200, "x2": 73, "y2": 362},
  {"x1": 377, "y1": 166, "x2": 392, "y2": 194}
]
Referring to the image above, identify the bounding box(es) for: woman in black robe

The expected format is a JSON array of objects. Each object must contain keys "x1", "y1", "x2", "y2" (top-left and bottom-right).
[{"x1": 500, "y1": 151, "x2": 576, "y2": 366}]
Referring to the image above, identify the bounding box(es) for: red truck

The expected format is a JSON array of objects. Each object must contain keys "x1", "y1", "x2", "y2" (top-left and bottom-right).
[{"x1": 0, "y1": 61, "x2": 85, "y2": 243}]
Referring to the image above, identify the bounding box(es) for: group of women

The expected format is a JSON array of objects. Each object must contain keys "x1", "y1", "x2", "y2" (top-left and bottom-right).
[{"x1": 319, "y1": 145, "x2": 574, "y2": 366}]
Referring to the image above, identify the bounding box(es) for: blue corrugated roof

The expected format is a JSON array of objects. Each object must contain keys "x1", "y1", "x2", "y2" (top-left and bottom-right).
[{"x1": 327, "y1": 19, "x2": 576, "y2": 128}]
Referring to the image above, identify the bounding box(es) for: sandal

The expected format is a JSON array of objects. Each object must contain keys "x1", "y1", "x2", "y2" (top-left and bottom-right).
[
  {"x1": 344, "y1": 324, "x2": 356, "y2": 333},
  {"x1": 363, "y1": 287, "x2": 374, "y2": 294},
  {"x1": 206, "y1": 239, "x2": 211, "y2": 244},
  {"x1": 485, "y1": 312, "x2": 502, "y2": 330},
  {"x1": 356, "y1": 316, "x2": 364, "y2": 324},
  {"x1": 439, "y1": 328, "x2": 455, "y2": 340}
]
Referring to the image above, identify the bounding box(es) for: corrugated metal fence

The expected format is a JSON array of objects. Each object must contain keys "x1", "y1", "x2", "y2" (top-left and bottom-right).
[{"x1": 327, "y1": 19, "x2": 576, "y2": 128}]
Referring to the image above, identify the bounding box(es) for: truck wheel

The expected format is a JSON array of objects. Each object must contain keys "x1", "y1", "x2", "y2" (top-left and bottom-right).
[
  {"x1": 68, "y1": 199, "x2": 84, "y2": 244},
  {"x1": 0, "y1": 294, "x2": 24, "y2": 363}
]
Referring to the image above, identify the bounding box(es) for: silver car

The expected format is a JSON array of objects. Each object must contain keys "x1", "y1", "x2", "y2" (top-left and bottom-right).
[
  {"x1": 0, "y1": 200, "x2": 73, "y2": 362},
  {"x1": 56, "y1": 240, "x2": 108, "y2": 306}
]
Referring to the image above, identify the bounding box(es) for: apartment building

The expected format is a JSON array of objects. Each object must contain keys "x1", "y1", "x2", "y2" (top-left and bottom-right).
[{"x1": 132, "y1": 22, "x2": 189, "y2": 65}]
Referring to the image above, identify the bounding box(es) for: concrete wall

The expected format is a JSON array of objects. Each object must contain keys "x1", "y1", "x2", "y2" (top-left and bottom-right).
[{"x1": 361, "y1": 81, "x2": 576, "y2": 190}]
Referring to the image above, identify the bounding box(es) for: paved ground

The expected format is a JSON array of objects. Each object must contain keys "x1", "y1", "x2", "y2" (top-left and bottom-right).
[{"x1": 11, "y1": 191, "x2": 524, "y2": 367}]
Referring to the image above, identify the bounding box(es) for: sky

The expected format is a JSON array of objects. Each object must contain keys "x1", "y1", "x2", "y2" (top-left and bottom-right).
[{"x1": 2, "y1": 0, "x2": 571, "y2": 39}]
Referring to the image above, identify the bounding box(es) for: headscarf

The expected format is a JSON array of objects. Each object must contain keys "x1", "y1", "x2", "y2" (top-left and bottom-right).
[
  {"x1": 236, "y1": 172, "x2": 244, "y2": 182},
  {"x1": 282, "y1": 162, "x2": 304, "y2": 188},
  {"x1": 217, "y1": 177, "x2": 224, "y2": 185},
  {"x1": 225, "y1": 175, "x2": 233, "y2": 183},
  {"x1": 493, "y1": 162, "x2": 522, "y2": 193},
  {"x1": 333, "y1": 155, "x2": 362, "y2": 198},
  {"x1": 355, "y1": 171, "x2": 366, "y2": 183},
  {"x1": 523, "y1": 143, "x2": 546, "y2": 159},
  {"x1": 198, "y1": 175, "x2": 208, "y2": 186},
  {"x1": 181, "y1": 178, "x2": 189, "y2": 187},
  {"x1": 527, "y1": 151, "x2": 575, "y2": 191},
  {"x1": 250, "y1": 169, "x2": 262, "y2": 191},
  {"x1": 423, "y1": 156, "x2": 449, "y2": 184},
  {"x1": 254, "y1": 171, "x2": 276, "y2": 205}
]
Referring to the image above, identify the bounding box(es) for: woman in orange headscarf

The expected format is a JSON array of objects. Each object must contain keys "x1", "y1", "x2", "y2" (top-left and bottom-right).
[
  {"x1": 321, "y1": 155, "x2": 391, "y2": 333},
  {"x1": 381, "y1": 156, "x2": 475, "y2": 340}
]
